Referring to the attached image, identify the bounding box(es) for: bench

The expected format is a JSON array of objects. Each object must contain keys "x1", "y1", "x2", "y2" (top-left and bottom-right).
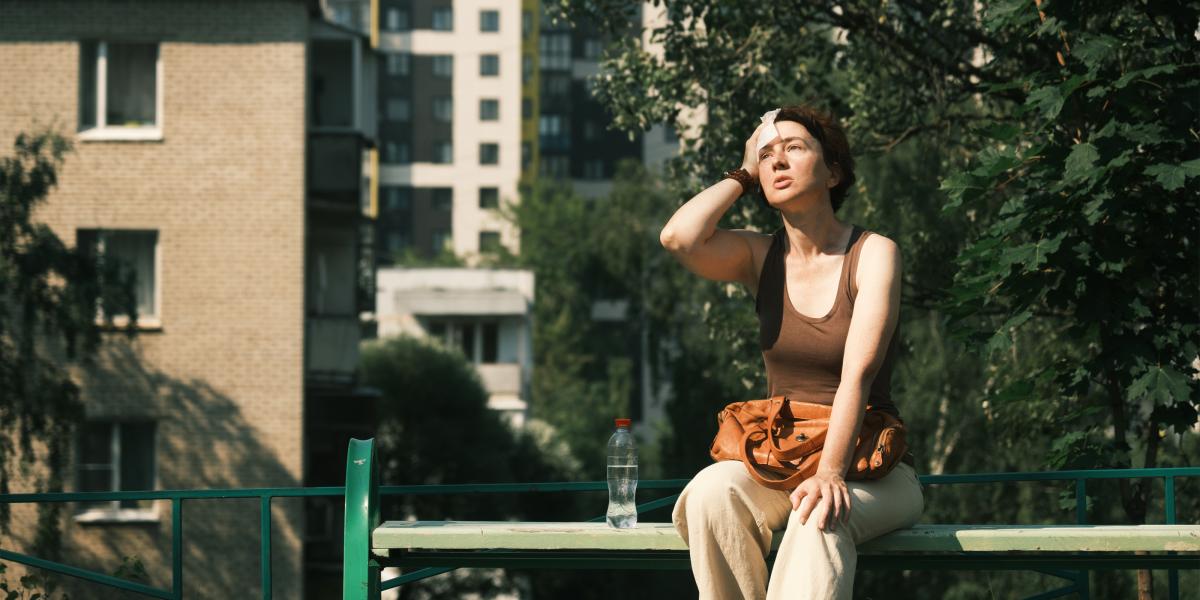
[{"x1": 341, "y1": 439, "x2": 1200, "y2": 600}]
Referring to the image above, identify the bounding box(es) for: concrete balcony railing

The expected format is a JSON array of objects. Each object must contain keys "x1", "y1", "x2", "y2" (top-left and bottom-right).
[{"x1": 475, "y1": 363, "x2": 521, "y2": 396}]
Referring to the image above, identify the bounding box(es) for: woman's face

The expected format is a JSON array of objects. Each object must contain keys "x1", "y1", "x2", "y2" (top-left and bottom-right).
[{"x1": 757, "y1": 120, "x2": 839, "y2": 209}]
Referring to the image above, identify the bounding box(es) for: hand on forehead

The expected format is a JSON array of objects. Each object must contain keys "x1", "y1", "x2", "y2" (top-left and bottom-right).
[{"x1": 755, "y1": 108, "x2": 782, "y2": 151}]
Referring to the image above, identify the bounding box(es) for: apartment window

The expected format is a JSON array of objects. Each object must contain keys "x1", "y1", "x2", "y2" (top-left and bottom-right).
[
  {"x1": 433, "y1": 141, "x2": 453, "y2": 164},
  {"x1": 521, "y1": 141, "x2": 532, "y2": 170},
  {"x1": 522, "y1": 54, "x2": 533, "y2": 84},
  {"x1": 481, "y1": 321, "x2": 499, "y2": 363},
  {"x1": 522, "y1": 10, "x2": 533, "y2": 37},
  {"x1": 386, "y1": 98, "x2": 411, "y2": 121},
  {"x1": 479, "y1": 231, "x2": 502, "y2": 254},
  {"x1": 480, "y1": 143, "x2": 499, "y2": 165},
  {"x1": 480, "y1": 54, "x2": 499, "y2": 77},
  {"x1": 386, "y1": 53, "x2": 410, "y2": 76},
  {"x1": 522, "y1": 97, "x2": 533, "y2": 120},
  {"x1": 384, "y1": 142, "x2": 410, "y2": 163},
  {"x1": 332, "y1": 6, "x2": 352, "y2": 27},
  {"x1": 432, "y1": 96, "x2": 453, "y2": 122},
  {"x1": 431, "y1": 55, "x2": 453, "y2": 78},
  {"x1": 541, "y1": 155, "x2": 568, "y2": 178},
  {"x1": 432, "y1": 7, "x2": 453, "y2": 31},
  {"x1": 383, "y1": 187, "x2": 411, "y2": 211},
  {"x1": 479, "y1": 98, "x2": 499, "y2": 121},
  {"x1": 583, "y1": 159, "x2": 605, "y2": 180},
  {"x1": 431, "y1": 188, "x2": 453, "y2": 212},
  {"x1": 541, "y1": 75, "x2": 569, "y2": 97},
  {"x1": 539, "y1": 33, "x2": 571, "y2": 70},
  {"x1": 386, "y1": 232, "x2": 409, "y2": 254},
  {"x1": 386, "y1": 8, "x2": 409, "y2": 31},
  {"x1": 479, "y1": 187, "x2": 499, "y2": 209},
  {"x1": 78, "y1": 229, "x2": 158, "y2": 320},
  {"x1": 539, "y1": 114, "x2": 564, "y2": 136},
  {"x1": 426, "y1": 320, "x2": 499, "y2": 364},
  {"x1": 80, "y1": 41, "x2": 160, "y2": 136},
  {"x1": 480, "y1": 9, "x2": 499, "y2": 32},
  {"x1": 76, "y1": 421, "x2": 156, "y2": 516},
  {"x1": 583, "y1": 120, "x2": 600, "y2": 141},
  {"x1": 582, "y1": 37, "x2": 603, "y2": 59},
  {"x1": 431, "y1": 230, "x2": 451, "y2": 254}
]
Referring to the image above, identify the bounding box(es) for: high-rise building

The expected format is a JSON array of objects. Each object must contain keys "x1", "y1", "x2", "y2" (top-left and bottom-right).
[
  {"x1": 534, "y1": 5, "x2": 643, "y2": 198},
  {"x1": 370, "y1": 0, "x2": 523, "y2": 263}
]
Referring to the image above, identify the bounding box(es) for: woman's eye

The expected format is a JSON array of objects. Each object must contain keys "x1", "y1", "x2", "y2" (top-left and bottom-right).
[{"x1": 787, "y1": 145, "x2": 802, "y2": 152}]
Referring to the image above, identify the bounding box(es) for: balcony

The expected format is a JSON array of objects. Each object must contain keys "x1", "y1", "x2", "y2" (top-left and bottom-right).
[
  {"x1": 308, "y1": 132, "x2": 363, "y2": 209},
  {"x1": 306, "y1": 315, "x2": 361, "y2": 384},
  {"x1": 476, "y1": 363, "x2": 521, "y2": 396}
]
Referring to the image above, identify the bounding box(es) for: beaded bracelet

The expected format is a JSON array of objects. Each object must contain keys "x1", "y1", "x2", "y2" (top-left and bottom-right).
[{"x1": 722, "y1": 168, "x2": 757, "y2": 193}]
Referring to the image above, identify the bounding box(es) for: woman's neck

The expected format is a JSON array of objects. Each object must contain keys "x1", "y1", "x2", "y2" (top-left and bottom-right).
[{"x1": 778, "y1": 197, "x2": 849, "y2": 261}]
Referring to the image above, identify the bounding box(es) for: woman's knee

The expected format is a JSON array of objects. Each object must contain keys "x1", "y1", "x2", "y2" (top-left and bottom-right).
[{"x1": 675, "y1": 461, "x2": 754, "y2": 520}]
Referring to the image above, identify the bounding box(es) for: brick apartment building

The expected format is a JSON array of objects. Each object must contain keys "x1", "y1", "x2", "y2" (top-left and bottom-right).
[{"x1": 0, "y1": 0, "x2": 377, "y2": 597}]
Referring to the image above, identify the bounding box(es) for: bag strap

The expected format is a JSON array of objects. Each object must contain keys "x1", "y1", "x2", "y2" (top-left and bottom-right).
[{"x1": 738, "y1": 427, "x2": 806, "y2": 490}]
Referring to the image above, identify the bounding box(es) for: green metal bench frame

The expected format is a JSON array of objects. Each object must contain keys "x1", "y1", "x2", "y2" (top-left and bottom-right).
[{"x1": 342, "y1": 438, "x2": 1200, "y2": 600}]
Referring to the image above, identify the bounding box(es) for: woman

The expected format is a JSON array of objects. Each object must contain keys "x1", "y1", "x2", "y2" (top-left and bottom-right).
[{"x1": 660, "y1": 105, "x2": 924, "y2": 600}]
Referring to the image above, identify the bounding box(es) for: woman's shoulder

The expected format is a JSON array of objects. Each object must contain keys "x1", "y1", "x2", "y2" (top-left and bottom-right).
[
  {"x1": 856, "y1": 229, "x2": 899, "y2": 258},
  {"x1": 852, "y1": 229, "x2": 901, "y2": 292}
]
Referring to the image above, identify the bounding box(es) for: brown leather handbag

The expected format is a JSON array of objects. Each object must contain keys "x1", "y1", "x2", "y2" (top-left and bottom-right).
[{"x1": 708, "y1": 396, "x2": 908, "y2": 491}]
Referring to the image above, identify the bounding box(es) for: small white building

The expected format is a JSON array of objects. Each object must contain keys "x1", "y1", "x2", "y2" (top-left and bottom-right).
[{"x1": 375, "y1": 267, "x2": 534, "y2": 427}]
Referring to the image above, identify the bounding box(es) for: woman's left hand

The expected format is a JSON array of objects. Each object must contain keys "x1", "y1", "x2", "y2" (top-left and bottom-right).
[{"x1": 790, "y1": 471, "x2": 852, "y2": 531}]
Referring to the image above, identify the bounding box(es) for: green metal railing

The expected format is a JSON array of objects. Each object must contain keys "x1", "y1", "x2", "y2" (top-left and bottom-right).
[{"x1": 1, "y1": 438, "x2": 1197, "y2": 599}]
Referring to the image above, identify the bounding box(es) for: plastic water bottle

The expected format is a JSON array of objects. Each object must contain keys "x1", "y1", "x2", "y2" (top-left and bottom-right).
[{"x1": 606, "y1": 418, "x2": 638, "y2": 529}]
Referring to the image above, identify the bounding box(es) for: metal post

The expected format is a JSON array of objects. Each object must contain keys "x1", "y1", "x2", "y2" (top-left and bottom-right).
[
  {"x1": 172, "y1": 497, "x2": 183, "y2": 599},
  {"x1": 261, "y1": 495, "x2": 273, "y2": 599},
  {"x1": 1166, "y1": 477, "x2": 1178, "y2": 600},
  {"x1": 343, "y1": 438, "x2": 381, "y2": 600},
  {"x1": 1074, "y1": 478, "x2": 1090, "y2": 600}
]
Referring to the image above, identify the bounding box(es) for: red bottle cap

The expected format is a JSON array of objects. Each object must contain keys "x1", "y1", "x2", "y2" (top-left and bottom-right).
[{"x1": 615, "y1": 418, "x2": 632, "y2": 428}]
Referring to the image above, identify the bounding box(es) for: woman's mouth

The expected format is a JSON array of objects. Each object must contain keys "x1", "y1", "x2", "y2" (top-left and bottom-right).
[{"x1": 772, "y1": 177, "x2": 793, "y2": 190}]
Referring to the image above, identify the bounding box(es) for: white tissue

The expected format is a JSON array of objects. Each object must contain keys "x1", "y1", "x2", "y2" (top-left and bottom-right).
[{"x1": 756, "y1": 108, "x2": 782, "y2": 152}]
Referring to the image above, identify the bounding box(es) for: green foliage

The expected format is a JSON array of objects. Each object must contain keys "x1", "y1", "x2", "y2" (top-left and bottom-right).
[
  {"x1": 0, "y1": 130, "x2": 136, "y2": 535},
  {"x1": 543, "y1": 1, "x2": 1197, "y2": 596},
  {"x1": 940, "y1": 1, "x2": 1200, "y2": 500},
  {"x1": 0, "y1": 563, "x2": 69, "y2": 600},
  {"x1": 360, "y1": 334, "x2": 590, "y2": 597},
  {"x1": 360, "y1": 334, "x2": 578, "y2": 494}
]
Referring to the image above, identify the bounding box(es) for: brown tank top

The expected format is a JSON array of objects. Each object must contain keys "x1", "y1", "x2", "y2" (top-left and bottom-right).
[{"x1": 755, "y1": 226, "x2": 900, "y2": 418}]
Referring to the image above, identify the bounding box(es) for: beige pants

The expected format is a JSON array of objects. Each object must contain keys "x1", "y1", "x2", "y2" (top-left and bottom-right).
[{"x1": 672, "y1": 460, "x2": 924, "y2": 600}]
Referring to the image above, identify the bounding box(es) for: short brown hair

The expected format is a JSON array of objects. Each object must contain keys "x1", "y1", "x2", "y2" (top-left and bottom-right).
[{"x1": 757, "y1": 105, "x2": 856, "y2": 212}]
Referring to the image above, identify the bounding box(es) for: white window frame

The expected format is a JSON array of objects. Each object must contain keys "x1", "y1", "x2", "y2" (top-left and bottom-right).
[
  {"x1": 83, "y1": 228, "x2": 163, "y2": 329},
  {"x1": 74, "y1": 422, "x2": 159, "y2": 524},
  {"x1": 79, "y1": 41, "x2": 165, "y2": 142}
]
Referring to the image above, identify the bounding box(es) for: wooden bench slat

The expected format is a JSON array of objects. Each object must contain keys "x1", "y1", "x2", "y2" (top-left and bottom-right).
[{"x1": 373, "y1": 522, "x2": 1200, "y2": 554}]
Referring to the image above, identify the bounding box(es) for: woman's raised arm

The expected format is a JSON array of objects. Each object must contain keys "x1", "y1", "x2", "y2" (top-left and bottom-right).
[{"x1": 659, "y1": 125, "x2": 768, "y2": 289}]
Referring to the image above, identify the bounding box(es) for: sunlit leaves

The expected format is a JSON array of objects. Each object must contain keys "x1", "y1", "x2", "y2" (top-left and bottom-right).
[
  {"x1": 1062, "y1": 142, "x2": 1100, "y2": 184},
  {"x1": 1144, "y1": 158, "x2": 1200, "y2": 191}
]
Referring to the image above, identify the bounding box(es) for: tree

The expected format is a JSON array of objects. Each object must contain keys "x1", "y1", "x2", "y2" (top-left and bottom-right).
[
  {"x1": 544, "y1": 1, "x2": 1197, "y2": 597},
  {"x1": 359, "y1": 334, "x2": 585, "y2": 599},
  {"x1": 0, "y1": 130, "x2": 136, "y2": 550},
  {"x1": 938, "y1": 6, "x2": 1198, "y2": 595}
]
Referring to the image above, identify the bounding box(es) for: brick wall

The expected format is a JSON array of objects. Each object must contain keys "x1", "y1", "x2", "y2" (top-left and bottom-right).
[{"x1": 0, "y1": 1, "x2": 310, "y2": 597}]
